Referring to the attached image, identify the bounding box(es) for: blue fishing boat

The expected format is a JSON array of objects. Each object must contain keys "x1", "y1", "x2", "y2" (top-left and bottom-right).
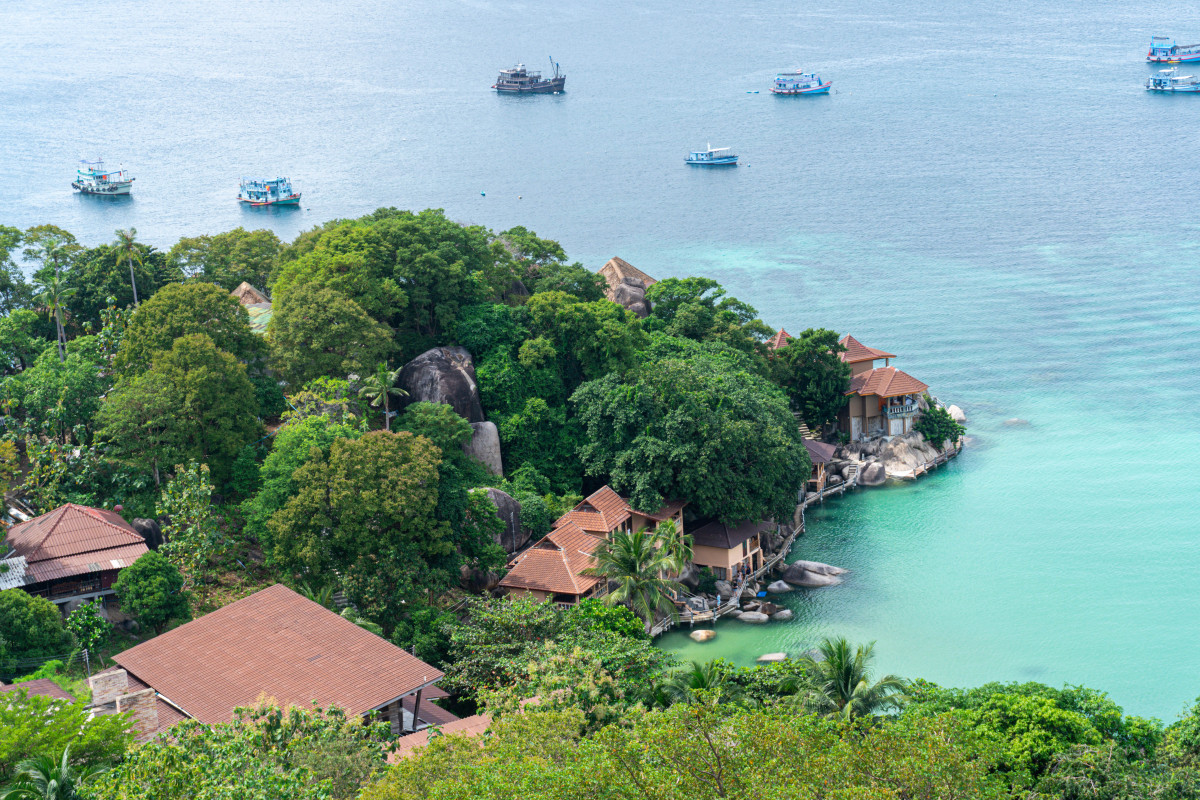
[
  {"x1": 1145, "y1": 67, "x2": 1200, "y2": 92},
  {"x1": 238, "y1": 177, "x2": 300, "y2": 206},
  {"x1": 771, "y1": 70, "x2": 831, "y2": 95},
  {"x1": 1147, "y1": 36, "x2": 1200, "y2": 63},
  {"x1": 685, "y1": 145, "x2": 738, "y2": 166}
]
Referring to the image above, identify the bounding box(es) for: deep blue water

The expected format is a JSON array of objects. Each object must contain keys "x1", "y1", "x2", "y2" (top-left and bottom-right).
[{"x1": 4, "y1": 0, "x2": 1200, "y2": 720}]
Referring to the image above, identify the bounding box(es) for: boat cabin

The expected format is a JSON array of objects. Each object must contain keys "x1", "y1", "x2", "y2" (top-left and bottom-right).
[{"x1": 685, "y1": 146, "x2": 738, "y2": 165}]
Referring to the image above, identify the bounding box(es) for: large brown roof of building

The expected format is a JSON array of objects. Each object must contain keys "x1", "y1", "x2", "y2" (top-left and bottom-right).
[
  {"x1": 689, "y1": 519, "x2": 776, "y2": 550},
  {"x1": 390, "y1": 714, "x2": 492, "y2": 760},
  {"x1": 839, "y1": 335, "x2": 897, "y2": 364},
  {"x1": 499, "y1": 522, "x2": 602, "y2": 596},
  {"x1": 556, "y1": 486, "x2": 632, "y2": 533},
  {"x1": 4, "y1": 504, "x2": 148, "y2": 584},
  {"x1": 847, "y1": 367, "x2": 929, "y2": 399},
  {"x1": 598, "y1": 257, "x2": 657, "y2": 298},
  {"x1": 802, "y1": 439, "x2": 838, "y2": 464},
  {"x1": 0, "y1": 679, "x2": 75, "y2": 702},
  {"x1": 112, "y1": 584, "x2": 442, "y2": 724}
]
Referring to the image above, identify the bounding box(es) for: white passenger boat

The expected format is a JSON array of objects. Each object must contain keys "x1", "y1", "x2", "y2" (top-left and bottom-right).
[{"x1": 72, "y1": 158, "x2": 134, "y2": 195}]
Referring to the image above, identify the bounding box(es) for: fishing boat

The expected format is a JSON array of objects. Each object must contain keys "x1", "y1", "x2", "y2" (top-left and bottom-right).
[
  {"x1": 72, "y1": 158, "x2": 134, "y2": 195},
  {"x1": 493, "y1": 58, "x2": 565, "y2": 93},
  {"x1": 685, "y1": 145, "x2": 738, "y2": 166},
  {"x1": 1145, "y1": 68, "x2": 1200, "y2": 92},
  {"x1": 237, "y1": 177, "x2": 301, "y2": 206},
  {"x1": 1147, "y1": 36, "x2": 1200, "y2": 63},
  {"x1": 770, "y1": 70, "x2": 831, "y2": 95}
]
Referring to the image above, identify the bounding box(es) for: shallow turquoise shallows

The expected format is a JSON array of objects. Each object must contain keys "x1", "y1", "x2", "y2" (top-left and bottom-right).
[{"x1": 4, "y1": 0, "x2": 1200, "y2": 720}]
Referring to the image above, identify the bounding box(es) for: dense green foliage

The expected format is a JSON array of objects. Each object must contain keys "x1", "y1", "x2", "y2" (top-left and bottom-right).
[
  {"x1": 0, "y1": 691, "x2": 131, "y2": 783},
  {"x1": 165, "y1": 227, "x2": 282, "y2": 290},
  {"x1": 914, "y1": 403, "x2": 966, "y2": 449},
  {"x1": 773, "y1": 327, "x2": 853, "y2": 431},
  {"x1": 0, "y1": 590, "x2": 72, "y2": 668},
  {"x1": 111, "y1": 552, "x2": 190, "y2": 635},
  {"x1": 267, "y1": 284, "x2": 392, "y2": 388},
  {"x1": 90, "y1": 705, "x2": 391, "y2": 800}
]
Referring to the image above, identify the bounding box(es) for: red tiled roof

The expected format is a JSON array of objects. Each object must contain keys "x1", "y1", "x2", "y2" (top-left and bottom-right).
[
  {"x1": 112, "y1": 585, "x2": 442, "y2": 724},
  {"x1": 846, "y1": 367, "x2": 929, "y2": 399},
  {"x1": 637, "y1": 499, "x2": 686, "y2": 522},
  {"x1": 767, "y1": 328, "x2": 793, "y2": 351},
  {"x1": 802, "y1": 439, "x2": 837, "y2": 464},
  {"x1": 402, "y1": 695, "x2": 460, "y2": 726},
  {"x1": 0, "y1": 679, "x2": 75, "y2": 702},
  {"x1": 25, "y1": 542, "x2": 149, "y2": 584},
  {"x1": 5, "y1": 504, "x2": 148, "y2": 584},
  {"x1": 839, "y1": 335, "x2": 897, "y2": 364},
  {"x1": 554, "y1": 486, "x2": 632, "y2": 533},
  {"x1": 390, "y1": 714, "x2": 492, "y2": 760},
  {"x1": 499, "y1": 522, "x2": 603, "y2": 596}
]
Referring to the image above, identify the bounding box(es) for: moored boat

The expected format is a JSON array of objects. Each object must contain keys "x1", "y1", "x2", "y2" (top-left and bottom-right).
[
  {"x1": 72, "y1": 158, "x2": 134, "y2": 195},
  {"x1": 238, "y1": 177, "x2": 301, "y2": 206},
  {"x1": 1147, "y1": 36, "x2": 1200, "y2": 63},
  {"x1": 493, "y1": 58, "x2": 565, "y2": 93},
  {"x1": 1145, "y1": 67, "x2": 1200, "y2": 92},
  {"x1": 771, "y1": 70, "x2": 831, "y2": 95},
  {"x1": 685, "y1": 145, "x2": 738, "y2": 166}
]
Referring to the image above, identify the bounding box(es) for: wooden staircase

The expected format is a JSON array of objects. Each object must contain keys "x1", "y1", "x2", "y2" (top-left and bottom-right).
[
  {"x1": 797, "y1": 422, "x2": 818, "y2": 440},
  {"x1": 843, "y1": 462, "x2": 860, "y2": 487}
]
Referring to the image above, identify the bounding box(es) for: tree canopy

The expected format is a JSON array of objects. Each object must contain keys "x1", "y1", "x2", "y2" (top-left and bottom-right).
[
  {"x1": 112, "y1": 551, "x2": 190, "y2": 635},
  {"x1": 165, "y1": 227, "x2": 282, "y2": 290},
  {"x1": 772, "y1": 327, "x2": 852, "y2": 431},
  {"x1": 267, "y1": 283, "x2": 393, "y2": 388}
]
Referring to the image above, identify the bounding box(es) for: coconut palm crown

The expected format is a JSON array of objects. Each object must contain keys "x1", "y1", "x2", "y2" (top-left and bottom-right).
[
  {"x1": 0, "y1": 744, "x2": 107, "y2": 800},
  {"x1": 584, "y1": 525, "x2": 686, "y2": 634},
  {"x1": 789, "y1": 637, "x2": 907, "y2": 719}
]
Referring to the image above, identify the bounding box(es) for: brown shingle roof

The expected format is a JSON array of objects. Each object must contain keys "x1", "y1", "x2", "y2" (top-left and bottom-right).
[
  {"x1": 767, "y1": 329, "x2": 793, "y2": 351},
  {"x1": 689, "y1": 519, "x2": 775, "y2": 550},
  {"x1": 112, "y1": 585, "x2": 442, "y2": 724},
  {"x1": 839, "y1": 335, "x2": 897, "y2": 364},
  {"x1": 499, "y1": 522, "x2": 602, "y2": 596},
  {"x1": 598, "y1": 258, "x2": 657, "y2": 300},
  {"x1": 846, "y1": 367, "x2": 929, "y2": 399},
  {"x1": 4, "y1": 504, "x2": 148, "y2": 584},
  {"x1": 0, "y1": 679, "x2": 74, "y2": 702},
  {"x1": 555, "y1": 486, "x2": 632, "y2": 533},
  {"x1": 802, "y1": 439, "x2": 837, "y2": 464}
]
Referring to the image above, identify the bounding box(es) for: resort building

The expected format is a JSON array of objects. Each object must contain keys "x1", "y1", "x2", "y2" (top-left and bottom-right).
[
  {"x1": 91, "y1": 584, "x2": 452, "y2": 740},
  {"x1": 499, "y1": 486, "x2": 686, "y2": 605},
  {"x1": 767, "y1": 328, "x2": 793, "y2": 353},
  {"x1": 0, "y1": 504, "x2": 149, "y2": 609},
  {"x1": 688, "y1": 519, "x2": 777, "y2": 583},
  {"x1": 837, "y1": 335, "x2": 929, "y2": 441},
  {"x1": 802, "y1": 439, "x2": 838, "y2": 495}
]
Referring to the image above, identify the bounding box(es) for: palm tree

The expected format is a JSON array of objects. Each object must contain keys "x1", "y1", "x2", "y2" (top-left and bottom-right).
[
  {"x1": 297, "y1": 581, "x2": 336, "y2": 609},
  {"x1": 584, "y1": 526, "x2": 685, "y2": 634},
  {"x1": 340, "y1": 606, "x2": 383, "y2": 636},
  {"x1": 33, "y1": 273, "x2": 76, "y2": 363},
  {"x1": 358, "y1": 363, "x2": 406, "y2": 430},
  {"x1": 0, "y1": 745, "x2": 107, "y2": 800},
  {"x1": 113, "y1": 228, "x2": 141, "y2": 306},
  {"x1": 660, "y1": 659, "x2": 743, "y2": 706},
  {"x1": 787, "y1": 637, "x2": 907, "y2": 719},
  {"x1": 654, "y1": 519, "x2": 692, "y2": 574}
]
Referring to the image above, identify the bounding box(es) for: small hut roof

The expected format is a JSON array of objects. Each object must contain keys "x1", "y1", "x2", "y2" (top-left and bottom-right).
[
  {"x1": 598, "y1": 258, "x2": 657, "y2": 300},
  {"x1": 230, "y1": 282, "x2": 270, "y2": 306}
]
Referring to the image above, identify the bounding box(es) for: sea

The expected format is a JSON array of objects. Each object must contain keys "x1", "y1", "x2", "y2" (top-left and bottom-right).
[{"x1": 4, "y1": 0, "x2": 1200, "y2": 721}]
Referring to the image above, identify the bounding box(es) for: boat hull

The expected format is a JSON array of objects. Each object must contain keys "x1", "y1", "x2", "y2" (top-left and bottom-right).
[
  {"x1": 771, "y1": 81, "x2": 832, "y2": 95},
  {"x1": 72, "y1": 181, "x2": 133, "y2": 195},
  {"x1": 1148, "y1": 53, "x2": 1200, "y2": 62},
  {"x1": 493, "y1": 77, "x2": 566, "y2": 93},
  {"x1": 1146, "y1": 85, "x2": 1200, "y2": 92},
  {"x1": 685, "y1": 158, "x2": 738, "y2": 166},
  {"x1": 239, "y1": 193, "x2": 301, "y2": 206}
]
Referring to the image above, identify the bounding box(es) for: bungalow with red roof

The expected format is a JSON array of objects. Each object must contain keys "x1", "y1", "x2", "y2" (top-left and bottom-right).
[
  {"x1": 766, "y1": 328, "x2": 793, "y2": 353},
  {"x1": 688, "y1": 520, "x2": 778, "y2": 584},
  {"x1": 499, "y1": 486, "x2": 686, "y2": 605},
  {"x1": 837, "y1": 335, "x2": 929, "y2": 440},
  {"x1": 90, "y1": 584, "x2": 452, "y2": 741},
  {"x1": 0, "y1": 504, "x2": 149, "y2": 609}
]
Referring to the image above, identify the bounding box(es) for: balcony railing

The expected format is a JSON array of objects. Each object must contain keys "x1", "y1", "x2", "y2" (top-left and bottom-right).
[{"x1": 883, "y1": 403, "x2": 916, "y2": 417}]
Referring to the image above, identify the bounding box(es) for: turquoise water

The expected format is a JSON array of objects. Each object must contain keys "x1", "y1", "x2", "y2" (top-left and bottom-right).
[{"x1": 5, "y1": 0, "x2": 1200, "y2": 719}]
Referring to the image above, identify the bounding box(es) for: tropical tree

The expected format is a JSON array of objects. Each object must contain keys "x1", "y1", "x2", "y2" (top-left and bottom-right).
[
  {"x1": 660, "y1": 660, "x2": 743, "y2": 706},
  {"x1": 111, "y1": 552, "x2": 190, "y2": 635},
  {"x1": 584, "y1": 527, "x2": 685, "y2": 634},
  {"x1": 113, "y1": 229, "x2": 142, "y2": 306},
  {"x1": 0, "y1": 745, "x2": 107, "y2": 800},
  {"x1": 32, "y1": 273, "x2": 75, "y2": 363},
  {"x1": 773, "y1": 328, "x2": 852, "y2": 433},
  {"x1": 266, "y1": 284, "x2": 393, "y2": 388},
  {"x1": 788, "y1": 637, "x2": 907, "y2": 719},
  {"x1": 358, "y1": 363, "x2": 406, "y2": 431}
]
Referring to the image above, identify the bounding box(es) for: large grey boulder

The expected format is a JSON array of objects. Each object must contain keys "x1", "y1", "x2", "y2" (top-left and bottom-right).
[
  {"x1": 858, "y1": 462, "x2": 887, "y2": 486},
  {"x1": 947, "y1": 404, "x2": 967, "y2": 423},
  {"x1": 767, "y1": 580, "x2": 794, "y2": 594},
  {"x1": 484, "y1": 488, "x2": 527, "y2": 555},
  {"x1": 757, "y1": 652, "x2": 789, "y2": 662},
  {"x1": 397, "y1": 347, "x2": 484, "y2": 423},
  {"x1": 714, "y1": 579, "x2": 734, "y2": 598},
  {"x1": 132, "y1": 518, "x2": 163, "y2": 550},
  {"x1": 464, "y1": 421, "x2": 503, "y2": 475},
  {"x1": 459, "y1": 563, "x2": 501, "y2": 593},
  {"x1": 611, "y1": 277, "x2": 651, "y2": 318},
  {"x1": 780, "y1": 562, "x2": 843, "y2": 588},
  {"x1": 771, "y1": 609, "x2": 794, "y2": 621},
  {"x1": 738, "y1": 611, "x2": 770, "y2": 624},
  {"x1": 791, "y1": 560, "x2": 848, "y2": 576}
]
